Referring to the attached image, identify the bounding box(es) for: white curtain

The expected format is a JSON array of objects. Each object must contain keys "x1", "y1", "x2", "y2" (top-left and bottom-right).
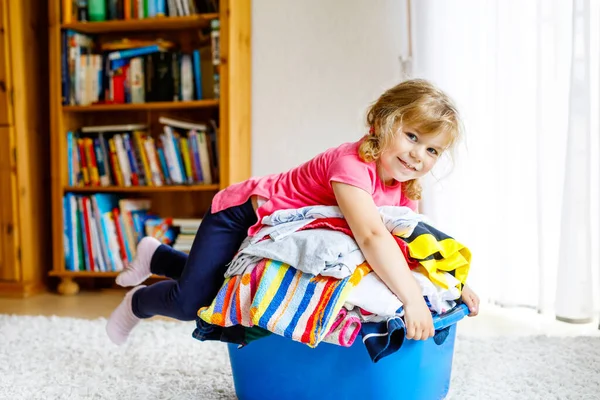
[{"x1": 411, "y1": 0, "x2": 600, "y2": 317}]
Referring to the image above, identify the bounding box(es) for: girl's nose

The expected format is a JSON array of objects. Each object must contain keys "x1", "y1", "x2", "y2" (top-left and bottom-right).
[{"x1": 410, "y1": 150, "x2": 420, "y2": 162}]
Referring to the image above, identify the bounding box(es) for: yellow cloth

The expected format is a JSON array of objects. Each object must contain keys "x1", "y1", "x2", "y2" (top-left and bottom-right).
[{"x1": 404, "y1": 222, "x2": 471, "y2": 290}]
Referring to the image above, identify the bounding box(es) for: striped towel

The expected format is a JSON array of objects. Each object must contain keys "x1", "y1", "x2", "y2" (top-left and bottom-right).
[
  {"x1": 198, "y1": 259, "x2": 370, "y2": 347},
  {"x1": 250, "y1": 260, "x2": 370, "y2": 347},
  {"x1": 198, "y1": 258, "x2": 267, "y2": 327}
]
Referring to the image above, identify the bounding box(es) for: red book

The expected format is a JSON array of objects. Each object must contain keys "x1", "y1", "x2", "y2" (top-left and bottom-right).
[
  {"x1": 81, "y1": 197, "x2": 95, "y2": 271},
  {"x1": 84, "y1": 138, "x2": 100, "y2": 186},
  {"x1": 112, "y1": 208, "x2": 129, "y2": 264},
  {"x1": 112, "y1": 64, "x2": 129, "y2": 104}
]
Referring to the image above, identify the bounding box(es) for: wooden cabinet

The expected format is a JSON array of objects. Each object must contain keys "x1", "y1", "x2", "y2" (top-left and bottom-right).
[
  {"x1": 0, "y1": 0, "x2": 50, "y2": 297},
  {"x1": 0, "y1": 127, "x2": 19, "y2": 283}
]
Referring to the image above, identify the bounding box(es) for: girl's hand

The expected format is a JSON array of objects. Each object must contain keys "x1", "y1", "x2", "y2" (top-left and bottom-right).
[
  {"x1": 461, "y1": 284, "x2": 480, "y2": 317},
  {"x1": 403, "y1": 297, "x2": 435, "y2": 340}
]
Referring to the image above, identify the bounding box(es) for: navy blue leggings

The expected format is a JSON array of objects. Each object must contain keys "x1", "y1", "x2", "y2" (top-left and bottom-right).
[{"x1": 132, "y1": 199, "x2": 257, "y2": 320}]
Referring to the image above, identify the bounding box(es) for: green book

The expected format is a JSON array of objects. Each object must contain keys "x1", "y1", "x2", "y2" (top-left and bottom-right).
[{"x1": 88, "y1": 0, "x2": 106, "y2": 22}]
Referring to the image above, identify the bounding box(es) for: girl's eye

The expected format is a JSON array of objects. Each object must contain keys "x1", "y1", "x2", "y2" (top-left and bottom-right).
[
  {"x1": 427, "y1": 148, "x2": 439, "y2": 156},
  {"x1": 406, "y1": 132, "x2": 417, "y2": 142}
]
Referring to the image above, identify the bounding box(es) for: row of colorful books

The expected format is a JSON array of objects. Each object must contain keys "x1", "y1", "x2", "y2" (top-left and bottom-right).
[
  {"x1": 63, "y1": 193, "x2": 201, "y2": 272},
  {"x1": 62, "y1": 0, "x2": 218, "y2": 23},
  {"x1": 61, "y1": 28, "x2": 220, "y2": 106},
  {"x1": 67, "y1": 117, "x2": 218, "y2": 187}
]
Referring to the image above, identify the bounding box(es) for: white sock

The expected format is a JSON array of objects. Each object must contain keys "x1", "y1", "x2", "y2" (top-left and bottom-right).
[
  {"x1": 106, "y1": 285, "x2": 146, "y2": 346},
  {"x1": 116, "y1": 236, "x2": 161, "y2": 287}
]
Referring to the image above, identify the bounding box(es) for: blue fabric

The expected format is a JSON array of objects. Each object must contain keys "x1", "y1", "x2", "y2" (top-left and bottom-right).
[
  {"x1": 193, "y1": 319, "x2": 239, "y2": 342},
  {"x1": 361, "y1": 316, "x2": 406, "y2": 363},
  {"x1": 361, "y1": 312, "x2": 454, "y2": 363},
  {"x1": 131, "y1": 199, "x2": 257, "y2": 320},
  {"x1": 192, "y1": 319, "x2": 271, "y2": 346},
  {"x1": 433, "y1": 327, "x2": 451, "y2": 345}
]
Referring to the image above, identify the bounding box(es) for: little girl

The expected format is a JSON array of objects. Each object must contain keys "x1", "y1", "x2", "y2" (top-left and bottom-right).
[{"x1": 107, "y1": 79, "x2": 480, "y2": 345}]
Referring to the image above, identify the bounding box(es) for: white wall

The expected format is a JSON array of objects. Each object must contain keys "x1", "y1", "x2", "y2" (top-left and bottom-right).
[{"x1": 251, "y1": 0, "x2": 409, "y2": 176}]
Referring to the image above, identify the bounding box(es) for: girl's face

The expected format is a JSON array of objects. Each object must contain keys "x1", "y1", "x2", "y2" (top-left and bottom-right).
[{"x1": 378, "y1": 125, "x2": 450, "y2": 184}]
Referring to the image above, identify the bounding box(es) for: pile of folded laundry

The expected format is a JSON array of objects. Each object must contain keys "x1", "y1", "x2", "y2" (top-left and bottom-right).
[{"x1": 193, "y1": 205, "x2": 471, "y2": 363}]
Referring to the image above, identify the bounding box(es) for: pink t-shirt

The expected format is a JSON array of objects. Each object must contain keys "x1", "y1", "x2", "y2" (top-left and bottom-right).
[{"x1": 211, "y1": 138, "x2": 418, "y2": 236}]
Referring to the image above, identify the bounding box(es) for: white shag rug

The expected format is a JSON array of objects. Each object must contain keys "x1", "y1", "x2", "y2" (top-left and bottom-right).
[{"x1": 0, "y1": 315, "x2": 599, "y2": 400}]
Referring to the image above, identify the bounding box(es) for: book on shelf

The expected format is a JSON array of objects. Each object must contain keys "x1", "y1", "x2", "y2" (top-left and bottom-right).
[
  {"x1": 146, "y1": 217, "x2": 202, "y2": 252},
  {"x1": 62, "y1": 0, "x2": 220, "y2": 23},
  {"x1": 61, "y1": 31, "x2": 220, "y2": 106},
  {"x1": 67, "y1": 118, "x2": 219, "y2": 188},
  {"x1": 63, "y1": 193, "x2": 202, "y2": 271},
  {"x1": 63, "y1": 193, "x2": 150, "y2": 272}
]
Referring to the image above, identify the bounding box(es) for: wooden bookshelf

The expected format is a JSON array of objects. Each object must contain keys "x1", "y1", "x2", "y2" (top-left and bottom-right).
[
  {"x1": 63, "y1": 99, "x2": 219, "y2": 112},
  {"x1": 49, "y1": 270, "x2": 164, "y2": 278},
  {"x1": 63, "y1": 184, "x2": 220, "y2": 193},
  {"x1": 61, "y1": 14, "x2": 219, "y2": 34},
  {"x1": 48, "y1": 0, "x2": 251, "y2": 295}
]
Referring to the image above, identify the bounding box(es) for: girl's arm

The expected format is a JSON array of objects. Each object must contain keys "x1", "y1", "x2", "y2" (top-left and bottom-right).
[{"x1": 332, "y1": 181, "x2": 434, "y2": 340}]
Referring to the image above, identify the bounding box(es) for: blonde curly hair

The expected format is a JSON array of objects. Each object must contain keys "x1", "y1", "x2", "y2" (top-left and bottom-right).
[{"x1": 359, "y1": 79, "x2": 462, "y2": 200}]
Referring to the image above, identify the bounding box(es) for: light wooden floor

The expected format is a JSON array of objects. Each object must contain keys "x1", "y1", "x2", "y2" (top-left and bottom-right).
[{"x1": 0, "y1": 290, "x2": 136, "y2": 320}]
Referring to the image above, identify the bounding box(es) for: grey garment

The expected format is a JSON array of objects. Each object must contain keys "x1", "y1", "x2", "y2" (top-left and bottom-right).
[
  {"x1": 330, "y1": 249, "x2": 365, "y2": 278},
  {"x1": 236, "y1": 229, "x2": 364, "y2": 279},
  {"x1": 248, "y1": 219, "x2": 314, "y2": 244},
  {"x1": 224, "y1": 253, "x2": 264, "y2": 278}
]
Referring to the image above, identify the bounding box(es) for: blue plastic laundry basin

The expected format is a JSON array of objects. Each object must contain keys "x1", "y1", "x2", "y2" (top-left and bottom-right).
[{"x1": 227, "y1": 304, "x2": 469, "y2": 400}]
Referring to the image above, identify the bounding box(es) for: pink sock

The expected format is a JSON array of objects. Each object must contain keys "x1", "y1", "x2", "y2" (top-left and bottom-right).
[
  {"x1": 116, "y1": 237, "x2": 161, "y2": 287},
  {"x1": 106, "y1": 285, "x2": 146, "y2": 346},
  {"x1": 327, "y1": 308, "x2": 348, "y2": 334}
]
